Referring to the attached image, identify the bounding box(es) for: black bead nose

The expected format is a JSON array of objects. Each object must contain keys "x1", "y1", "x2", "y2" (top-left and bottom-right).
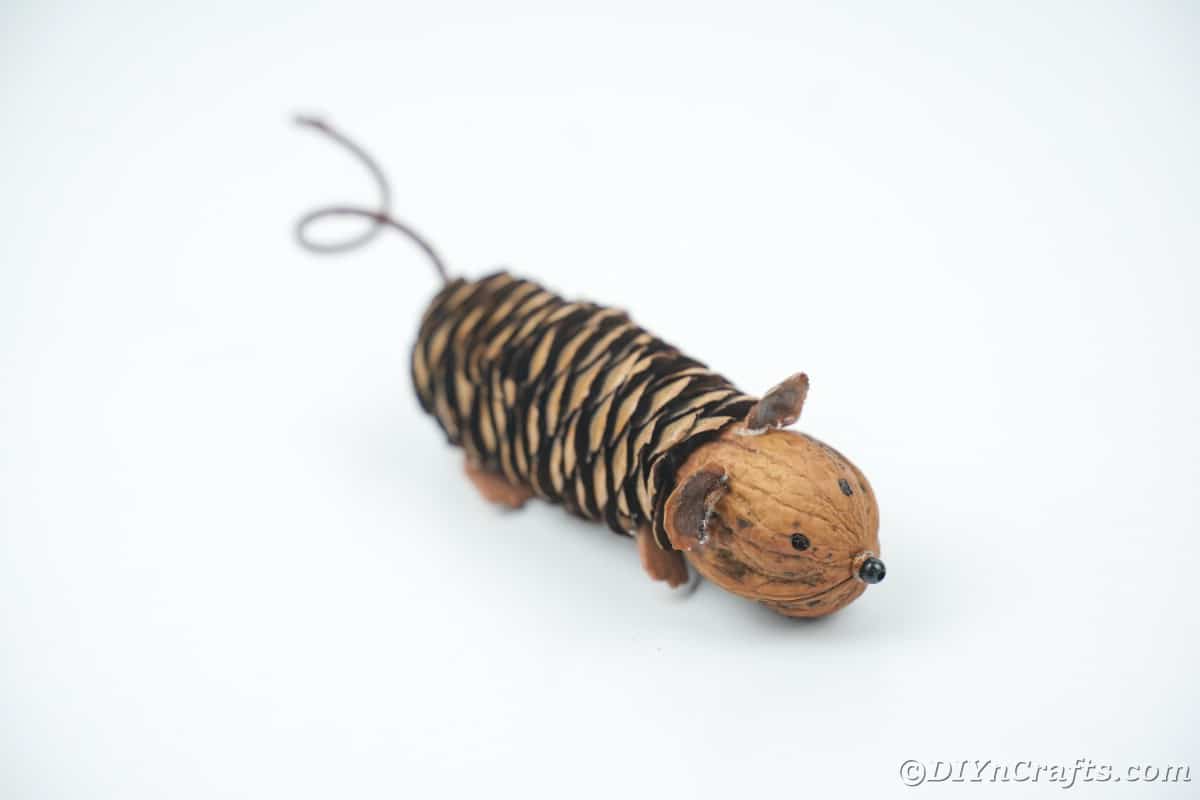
[{"x1": 858, "y1": 556, "x2": 886, "y2": 584}]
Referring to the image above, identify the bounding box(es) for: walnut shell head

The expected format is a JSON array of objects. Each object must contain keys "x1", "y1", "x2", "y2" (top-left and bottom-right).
[{"x1": 662, "y1": 427, "x2": 881, "y2": 618}]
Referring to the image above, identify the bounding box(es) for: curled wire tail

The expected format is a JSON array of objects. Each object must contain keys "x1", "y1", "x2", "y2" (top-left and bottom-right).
[{"x1": 293, "y1": 115, "x2": 450, "y2": 284}]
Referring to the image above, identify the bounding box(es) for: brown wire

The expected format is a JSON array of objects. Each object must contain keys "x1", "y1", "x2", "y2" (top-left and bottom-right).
[{"x1": 293, "y1": 115, "x2": 450, "y2": 284}]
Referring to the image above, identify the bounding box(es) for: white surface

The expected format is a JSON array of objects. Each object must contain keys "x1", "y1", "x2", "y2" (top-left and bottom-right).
[{"x1": 2, "y1": 2, "x2": 1197, "y2": 797}]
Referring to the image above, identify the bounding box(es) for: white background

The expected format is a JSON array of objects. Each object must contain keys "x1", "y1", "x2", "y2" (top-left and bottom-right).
[{"x1": 2, "y1": 2, "x2": 1197, "y2": 797}]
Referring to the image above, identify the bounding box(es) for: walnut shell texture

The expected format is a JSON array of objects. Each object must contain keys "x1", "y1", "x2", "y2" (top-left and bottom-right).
[{"x1": 668, "y1": 428, "x2": 881, "y2": 617}]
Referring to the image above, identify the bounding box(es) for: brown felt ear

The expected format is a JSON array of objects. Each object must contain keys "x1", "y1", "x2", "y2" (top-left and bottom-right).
[
  {"x1": 662, "y1": 464, "x2": 727, "y2": 551},
  {"x1": 742, "y1": 372, "x2": 809, "y2": 433}
]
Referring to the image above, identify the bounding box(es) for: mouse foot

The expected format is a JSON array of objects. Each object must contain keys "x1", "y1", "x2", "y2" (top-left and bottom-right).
[
  {"x1": 636, "y1": 527, "x2": 689, "y2": 588},
  {"x1": 464, "y1": 458, "x2": 533, "y2": 509}
]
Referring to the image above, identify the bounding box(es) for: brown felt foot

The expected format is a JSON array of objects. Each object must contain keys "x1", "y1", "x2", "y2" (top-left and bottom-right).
[
  {"x1": 464, "y1": 459, "x2": 534, "y2": 509},
  {"x1": 636, "y1": 527, "x2": 689, "y2": 588}
]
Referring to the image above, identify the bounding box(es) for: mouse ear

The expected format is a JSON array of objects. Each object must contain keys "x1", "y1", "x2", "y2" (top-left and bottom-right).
[
  {"x1": 663, "y1": 464, "x2": 728, "y2": 551},
  {"x1": 741, "y1": 372, "x2": 809, "y2": 434}
]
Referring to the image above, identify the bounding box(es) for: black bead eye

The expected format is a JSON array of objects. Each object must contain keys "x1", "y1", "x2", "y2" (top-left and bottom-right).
[
  {"x1": 790, "y1": 532, "x2": 810, "y2": 551},
  {"x1": 858, "y1": 556, "x2": 886, "y2": 584}
]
